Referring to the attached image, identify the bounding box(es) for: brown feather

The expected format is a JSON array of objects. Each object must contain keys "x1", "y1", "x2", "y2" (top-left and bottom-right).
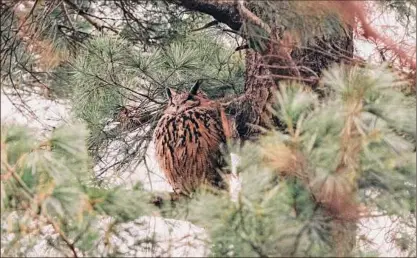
[{"x1": 153, "y1": 88, "x2": 227, "y2": 196}]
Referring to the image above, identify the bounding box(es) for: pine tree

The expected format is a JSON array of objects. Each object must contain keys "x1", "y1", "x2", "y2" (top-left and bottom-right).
[{"x1": 1, "y1": 0, "x2": 416, "y2": 257}]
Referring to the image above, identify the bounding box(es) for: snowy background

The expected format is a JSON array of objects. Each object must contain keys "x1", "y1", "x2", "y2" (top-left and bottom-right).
[{"x1": 1, "y1": 2, "x2": 415, "y2": 257}]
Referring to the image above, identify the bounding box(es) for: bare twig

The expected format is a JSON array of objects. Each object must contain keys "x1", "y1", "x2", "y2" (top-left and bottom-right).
[
  {"x1": 61, "y1": 1, "x2": 75, "y2": 30},
  {"x1": 62, "y1": 0, "x2": 118, "y2": 33},
  {"x1": 191, "y1": 20, "x2": 219, "y2": 32}
]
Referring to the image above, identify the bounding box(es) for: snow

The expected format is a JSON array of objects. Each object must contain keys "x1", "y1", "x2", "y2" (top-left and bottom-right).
[
  {"x1": 1, "y1": 1, "x2": 415, "y2": 257},
  {"x1": 1, "y1": 91, "x2": 206, "y2": 257},
  {"x1": 2, "y1": 70, "x2": 413, "y2": 258}
]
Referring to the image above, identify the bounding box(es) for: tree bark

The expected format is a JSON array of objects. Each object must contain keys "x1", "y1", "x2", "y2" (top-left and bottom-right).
[
  {"x1": 171, "y1": 1, "x2": 357, "y2": 255},
  {"x1": 172, "y1": 0, "x2": 353, "y2": 132}
]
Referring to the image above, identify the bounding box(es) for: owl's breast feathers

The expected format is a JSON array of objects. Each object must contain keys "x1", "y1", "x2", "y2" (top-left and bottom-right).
[{"x1": 154, "y1": 107, "x2": 226, "y2": 195}]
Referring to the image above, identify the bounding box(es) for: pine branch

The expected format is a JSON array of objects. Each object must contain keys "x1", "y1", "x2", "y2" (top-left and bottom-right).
[
  {"x1": 2, "y1": 153, "x2": 79, "y2": 257},
  {"x1": 44, "y1": 214, "x2": 79, "y2": 258},
  {"x1": 62, "y1": 0, "x2": 118, "y2": 33},
  {"x1": 172, "y1": 0, "x2": 242, "y2": 31},
  {"x1": 350, "y1": 1, "x2": 416, "y2": 71}
]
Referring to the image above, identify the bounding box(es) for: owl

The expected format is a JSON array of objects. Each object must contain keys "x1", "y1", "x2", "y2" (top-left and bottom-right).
[{"x1": 153, "y1": 81, "x2": 227, "y2": 196}]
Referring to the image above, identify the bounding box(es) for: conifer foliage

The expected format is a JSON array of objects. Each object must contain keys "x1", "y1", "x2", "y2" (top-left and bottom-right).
[{"x1": 1, "y1": 0, "x2": 416, "y2": 257}]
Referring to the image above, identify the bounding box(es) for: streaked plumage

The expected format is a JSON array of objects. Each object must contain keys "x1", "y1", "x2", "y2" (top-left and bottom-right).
[{"x1": 153, "y1": 81, "x2": 226, "y2": 196}]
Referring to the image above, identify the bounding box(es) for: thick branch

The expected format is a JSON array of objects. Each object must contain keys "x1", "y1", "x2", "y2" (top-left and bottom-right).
[{"x1": 172, "y1": 0, "x2": 242, "y2": 31}]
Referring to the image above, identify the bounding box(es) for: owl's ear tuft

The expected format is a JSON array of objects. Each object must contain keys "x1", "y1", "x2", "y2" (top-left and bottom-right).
[
  {"x1": 189, "y1": 80, "x2": 202, "y2": 95},
  {"x1": 166, "y1": 88, "x2": 176, "y2": 100}
]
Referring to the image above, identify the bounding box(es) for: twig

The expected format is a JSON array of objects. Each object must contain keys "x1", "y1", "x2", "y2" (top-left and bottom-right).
[
  {"x1": 62, "y1": 0, "x2": 118, "y2": 33},
  {"x1": 1, "y1": 144, "x2": 79, "y2": 257},
  {"x1": 235, "y1": 44, "x2": 249, "y2": 52},
  {"x1": 236, "y1": 0, "x2": 271, "y2": 35},
  {"x1": 256, "y1": 75, "x2": 318, "y2": 84},
  {"x1": 191, "y1": 20, "x2": 219, "y2": 32},
  {"x1": 61, "y1": 1, "x2": 75, "y2": 30},
  {"x1": 44, "y1": 214, "x2": 79, "y2": 258}
]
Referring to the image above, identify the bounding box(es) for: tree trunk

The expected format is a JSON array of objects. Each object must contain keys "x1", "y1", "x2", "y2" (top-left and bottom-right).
[
  {"x1": 240, "y1": 33, "x2": 357, "y2": 257},
  {"x1": 173, "y1": 0, "x2": 357, "y2": 255}
]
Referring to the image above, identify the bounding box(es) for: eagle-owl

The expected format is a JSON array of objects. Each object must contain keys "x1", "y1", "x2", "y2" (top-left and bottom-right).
[{"x1": 153, "y1": 81, "x2": 227, "y2": 196}]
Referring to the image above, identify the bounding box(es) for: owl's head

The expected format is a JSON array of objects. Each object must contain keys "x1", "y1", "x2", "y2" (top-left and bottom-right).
[{"x1": 164, "y1": 80, "x2": 211, "y2": 115}]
